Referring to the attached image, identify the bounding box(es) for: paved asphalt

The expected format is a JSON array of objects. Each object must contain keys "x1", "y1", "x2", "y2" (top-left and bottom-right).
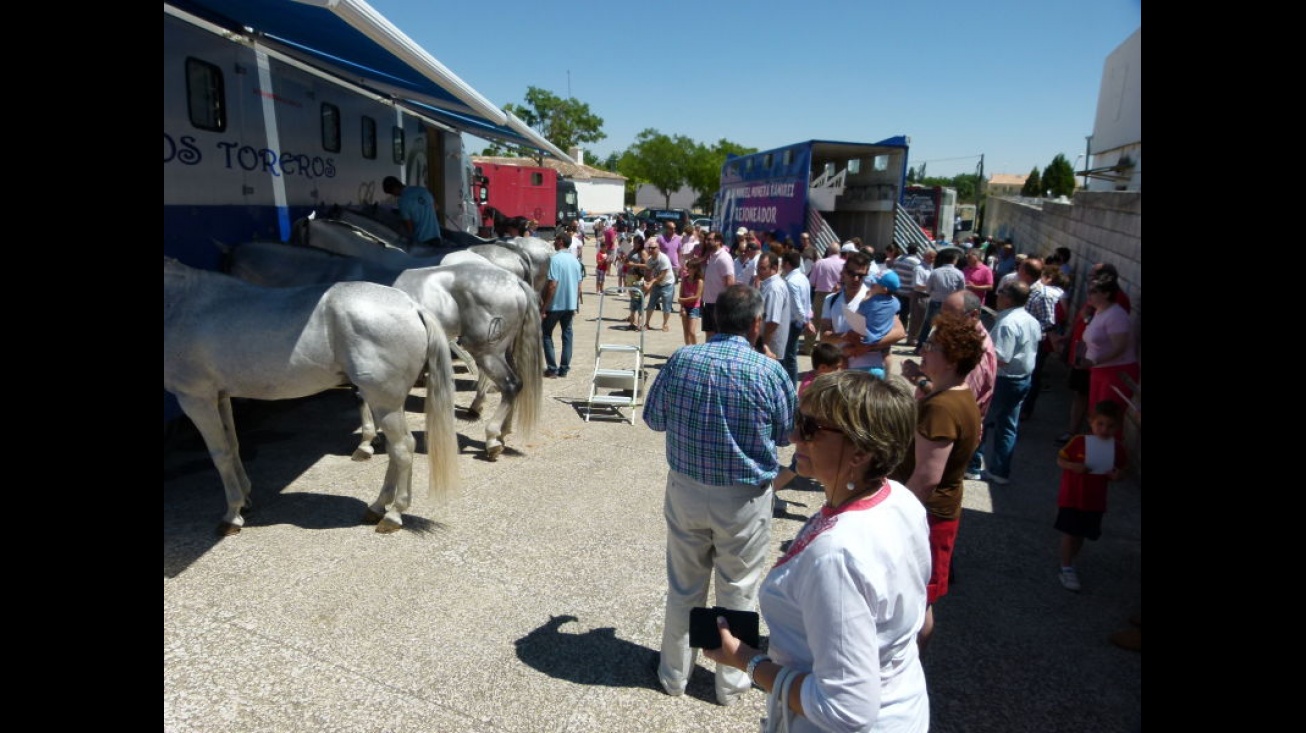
[{"x1": 164, "y1": 283, "x2": 1142, "y2": 732}]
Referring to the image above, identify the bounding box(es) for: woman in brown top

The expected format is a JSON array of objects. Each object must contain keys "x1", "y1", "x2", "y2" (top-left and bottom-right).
[{"x1": 890, "y1": 309, "x2": 983, "y2": 650}]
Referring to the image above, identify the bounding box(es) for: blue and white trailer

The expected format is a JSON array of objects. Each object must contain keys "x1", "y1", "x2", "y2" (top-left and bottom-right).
[
  {"x1": 164, "y1": 0, "x2": 571, "y2": 425},
  {"x1": 714, "y1": 137, "x2": 933, "y2": 255}
]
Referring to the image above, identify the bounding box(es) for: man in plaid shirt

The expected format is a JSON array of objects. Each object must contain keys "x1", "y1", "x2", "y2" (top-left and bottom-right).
[{"x1": 644, "y1": 284, "x2": 797, "y2": 707}]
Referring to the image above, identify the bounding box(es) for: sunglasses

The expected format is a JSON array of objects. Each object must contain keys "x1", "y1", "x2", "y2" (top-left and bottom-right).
[{"x1": 797, "y1": 413, "x2": 843, "y2": 442}]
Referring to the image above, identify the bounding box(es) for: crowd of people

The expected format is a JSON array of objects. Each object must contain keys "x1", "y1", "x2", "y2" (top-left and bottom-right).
[{"x1": 619, "y1": 220, "x2": 1142, "y2": 730}]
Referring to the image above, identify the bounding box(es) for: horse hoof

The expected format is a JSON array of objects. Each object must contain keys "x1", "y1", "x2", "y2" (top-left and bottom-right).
[
  {"x1": 351, "y1": 447, "x2": 375, "y2": 461},
  {"x1": 375, "y1": 518, "x2": 402, "y2": 534},
  {"x1": 217, "y1": 522, "x2": 241, "y2": 536},
  {"x1": 362, "y1": 509, "x2": 383, "y2": 525},
  {"x1": 485, "y1": 443, "x2": 503, "y2": 461}
]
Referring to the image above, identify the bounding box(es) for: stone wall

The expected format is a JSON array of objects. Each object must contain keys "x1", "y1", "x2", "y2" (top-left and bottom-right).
[{"x1": 984, "y1": 191, "x2": 1143, "y2": 471}]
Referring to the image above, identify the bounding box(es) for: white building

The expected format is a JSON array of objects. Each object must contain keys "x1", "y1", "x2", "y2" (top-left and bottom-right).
[
  {"x1": 634, "y1": 184, "x2": 699, "y2": 211},
  {"x1": 1083, "y1": 28, "x2": 1141, "y2": 192},
  {"x1": 563, "y1": 148, "x2": 627, "y2": 216}
]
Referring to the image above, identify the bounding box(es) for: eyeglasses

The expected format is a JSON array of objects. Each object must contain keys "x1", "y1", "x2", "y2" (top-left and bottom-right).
[
  {"x1": 920, "y1": 340, "x2": 938, "y2": 353},
  {"x1": 797, "y1": 413, "x2": 843, "y2": 442},
  {"x1": 844, "y1": 270, "x2": 869, "y2": 279}
]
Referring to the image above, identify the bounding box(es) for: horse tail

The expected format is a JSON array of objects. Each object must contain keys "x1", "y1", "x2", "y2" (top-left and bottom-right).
[
  {"x1": 419, "y1": 308, "x2": 462, "y2": 501},
  {"x1": 510, "y1": 277, "x2": 544, "y2": 437}
]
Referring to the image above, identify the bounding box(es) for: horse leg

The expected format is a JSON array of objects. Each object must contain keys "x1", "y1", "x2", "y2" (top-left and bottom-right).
[
  {"x1": 467, "y1": 372, "x2": 491, "y2": 419},
  {"x1": 352, "y1": 390, "x2": 378, "y2": 461},
  {"x1": 176, "y1": 393, "x2": 252, "y2": 536},
  {"x1": 474, "y1": 354, "x2": 521, "y2": 461},
  {"x1": 362, "y1": 406, "x2": 415, "y2": 533}
]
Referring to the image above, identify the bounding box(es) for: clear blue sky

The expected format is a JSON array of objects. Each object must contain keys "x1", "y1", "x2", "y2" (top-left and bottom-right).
[{"x1": 368, "y1": 0, "x2": 1140, "y2": 179}]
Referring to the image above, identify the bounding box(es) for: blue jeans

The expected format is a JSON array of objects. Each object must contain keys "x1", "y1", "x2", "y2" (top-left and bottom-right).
[
  {"x1": 986, "y1": 374, "x2": 1031, "y2": 478},
  {"x1": 542, "y1": 310, "x2": 575, "y2": 374},
  {"x1": 782, "y1": 322, "x2": 803, "y2": 383}
]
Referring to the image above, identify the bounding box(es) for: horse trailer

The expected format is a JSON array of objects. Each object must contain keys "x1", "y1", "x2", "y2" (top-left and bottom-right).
[{"x1": 164, "y1": 0, "x2": 570, "y2": 427}]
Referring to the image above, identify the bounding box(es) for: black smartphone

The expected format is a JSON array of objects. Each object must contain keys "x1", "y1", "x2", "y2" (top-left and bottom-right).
[{"x1": 689, "y1": 606, "x2": 760, "y2": 650}]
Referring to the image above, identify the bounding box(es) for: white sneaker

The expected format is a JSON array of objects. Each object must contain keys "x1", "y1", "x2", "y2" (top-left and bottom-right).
[
  {"x1": 1059, "y1": 567, "x2": 1081, "y2": 592},
  {"x1": 964, "y1": 471, "x2": 982, "y2": 481}
]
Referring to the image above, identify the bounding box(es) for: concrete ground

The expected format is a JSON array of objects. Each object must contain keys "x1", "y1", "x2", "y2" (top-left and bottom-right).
[{"x1": 164, "y1": 282, "x2": 1142, "y2": 732}]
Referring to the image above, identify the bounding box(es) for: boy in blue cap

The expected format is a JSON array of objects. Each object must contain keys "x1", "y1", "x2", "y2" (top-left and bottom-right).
[{"x1": 842, "y1": 270, "x2": 901, "y2": 377}]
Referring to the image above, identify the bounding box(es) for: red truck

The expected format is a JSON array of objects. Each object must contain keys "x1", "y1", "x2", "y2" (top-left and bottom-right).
[{"x1": 471, "y1": 161, "x2": 579, "y2": 235}]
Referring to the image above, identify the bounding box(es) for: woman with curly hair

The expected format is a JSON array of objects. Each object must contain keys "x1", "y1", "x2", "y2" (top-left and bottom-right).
[{"x1": 889, "y1": 309, "x2": 984, "y2": 651}]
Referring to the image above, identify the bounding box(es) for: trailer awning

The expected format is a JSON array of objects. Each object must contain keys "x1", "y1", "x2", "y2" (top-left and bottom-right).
[{"x1": 164, "y1": 0, "x2": 574, "y2": 163}]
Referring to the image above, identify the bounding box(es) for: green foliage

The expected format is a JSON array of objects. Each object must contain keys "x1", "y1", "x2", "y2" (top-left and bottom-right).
[
  {"x1": 1021, "y1": 166, "x2": 1042, "y2": 196},
  {"x1": 907, "y1": 166, "x2": 918, "y2": 184},
  {"x1": 1041, "y1": 154, "x2": 1077, "y2": 198},
  {"x1": 951, "y1": 173, "x2": 979, "y2": 203},
  {"x1": 618, "y1": 129, "x2": 693, "y2": 208},
  {"x1": 499, "y1": 86, "x2": 606, "y2": 164},
  {"x1": 687, "y1": 139, "x2": 757, "y2": 212}
]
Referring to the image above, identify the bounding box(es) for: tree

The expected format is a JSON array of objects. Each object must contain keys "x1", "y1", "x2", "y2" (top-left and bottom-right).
[
  {"x1": 1041, "y1": 154, "x2": 1076, "y2": 198},
  {"x1": 951, "y1": 173, "x2": 979, "y2": 203},
  {"x1": 684, "y1": 139, "x2": 757, "y2": 212},
  {"x1": 1020, "y1": 166, "x2": 1042, "y2": 197},
  {"x1": 500, "y1": 86, "x2": 606, "y2": 165},
  {"x1": 907, "y1": 166, "x2": 918, "y2": 184},
  {"x1": 618, "y1": 129, "x2": 696, "y2": 208}
]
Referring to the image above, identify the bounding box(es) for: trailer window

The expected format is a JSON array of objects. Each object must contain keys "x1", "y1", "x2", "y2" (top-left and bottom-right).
[
  {"x1": 531, "y1": 172, "x2": 544, "y2": 186},
  {"x1": 782, "y1": 150, "x2": 793, "y2": 166},
  {"x1": 185, "y1": 58, "x2": 226, "y2": 132},
  {"x1": 321, "y1": 103, "x2": 341, "y2": 153},
  {"x1": 872, "y1": 154, "x2": 889, "y2": 172},
  {"x1": 847, "y1": 158, "x2": 862, "y2": 175},
  {"x1": 361, "y1": 116, "x2": 377, "y2": 160},
  {"x1": 763, "y1": 153, "x2": 773, "y2": 169},
  {"x1": 392, "y1": 127, "x2": 405, "y2": 164}
]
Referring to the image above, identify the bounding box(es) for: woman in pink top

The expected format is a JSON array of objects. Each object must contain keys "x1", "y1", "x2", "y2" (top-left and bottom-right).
[
  {"x1": 1080, "y1": 276, "x2": 1138, "y2": 434},
  {"x1": 677, "y1": 259, "x2": 704, "y2": 345}
]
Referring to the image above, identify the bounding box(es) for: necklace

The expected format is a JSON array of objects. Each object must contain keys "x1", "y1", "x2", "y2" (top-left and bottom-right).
[{"x1": 827, "y1": 480, "x2": 884, "y2": 509}]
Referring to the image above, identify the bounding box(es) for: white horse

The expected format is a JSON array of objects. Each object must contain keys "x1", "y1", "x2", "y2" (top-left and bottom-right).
[
  {"x1": 164, "y1": 257, "x2": 461, "y2": 535},
  {"x1": 224, "y1": 241, "x2": 543, "y2": 460}
]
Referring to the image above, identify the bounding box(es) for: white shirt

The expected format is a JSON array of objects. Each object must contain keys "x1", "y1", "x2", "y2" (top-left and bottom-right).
[
  {"x1": 760, "y1": 273, "x2": 792, "y2": 357},
  {"x1": 760, "y1": 481, "x2": 931, "y2": 733}
]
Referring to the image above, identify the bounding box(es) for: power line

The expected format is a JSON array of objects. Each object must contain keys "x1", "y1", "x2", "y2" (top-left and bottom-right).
[{"x1": 913, "y1": 154, "x2": 983, "y2": 165}]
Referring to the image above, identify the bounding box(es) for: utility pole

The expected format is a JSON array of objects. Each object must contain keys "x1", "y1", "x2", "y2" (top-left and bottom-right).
[
  {"x1": 1083, "y1": 135, "x2": 1092, "y2": 190},
  {"x1": 976, "y1": 154, "x2": 984, "y2": 235}
]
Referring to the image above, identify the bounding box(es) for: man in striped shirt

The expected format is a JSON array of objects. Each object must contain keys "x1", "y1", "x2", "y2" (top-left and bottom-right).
[{"x1": 644, "y1": 284, "x2": 797, "y2": 707}]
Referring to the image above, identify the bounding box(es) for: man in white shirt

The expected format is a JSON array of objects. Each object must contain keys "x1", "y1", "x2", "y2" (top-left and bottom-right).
[
  {"x1": 735, "y1": 238, "x2": 761, "y2": 288},
  {"x1": 818, "y1": 251, "x2": 905, "y2": 374},
  {"x1": 756, "y1": 251, "x2": 791, "y2": 359},
  {"x1": 640, "y1": 239, "x2": 676, "y2": 332},
  {"x1": 780, "y1": 250, "x2": 813, "y2": 384},
  {"x1": 984, "y1": 281, "x2": 1042, "y2": 485}
]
